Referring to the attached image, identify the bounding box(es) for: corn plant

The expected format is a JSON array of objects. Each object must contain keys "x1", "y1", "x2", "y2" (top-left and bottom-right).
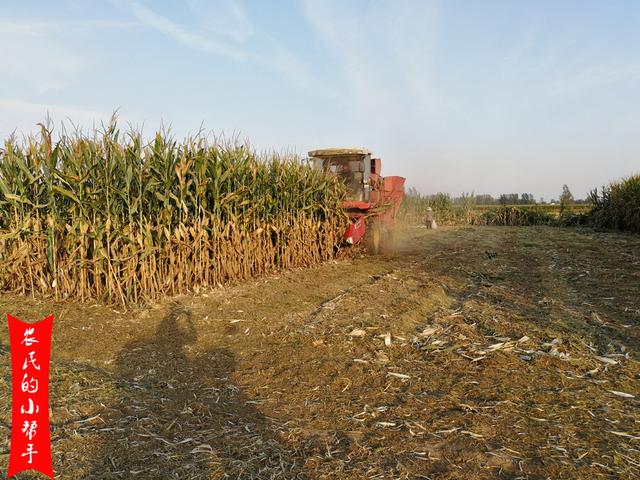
[
  {"x1": 589, "y1": 174, "x2": 640, "y2": 233},
  {"x1": 0, "y1": 120, "x2": 347, "y2": 304}
]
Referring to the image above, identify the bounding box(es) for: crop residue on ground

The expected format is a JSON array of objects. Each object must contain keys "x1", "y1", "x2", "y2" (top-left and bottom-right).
[{"x1": 0, "y1": 226, "x2": 638, "y2": 479}]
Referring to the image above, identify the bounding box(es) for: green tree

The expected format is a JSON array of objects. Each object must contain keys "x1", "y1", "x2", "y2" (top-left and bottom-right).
[
  {"x1": 560, "y1": 184, "x2": 574, "y2": 207},
  {"x1": 476, "y1": 194, "x2": 496, "y2": 205},
  {"x1": 498, "y1": 193, "x2": 519, "y2": 205},
  {"x1": 520, "y1": 193, "x2": 536, "y2": 205},
  {"x1": 560, "y1": 184, "x2": 574, "y2": 215}
]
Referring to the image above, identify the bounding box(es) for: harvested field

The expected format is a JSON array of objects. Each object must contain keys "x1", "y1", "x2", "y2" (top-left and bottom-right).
[{"x1": 1, "y1": 225, "x2": 639, "y2": 479}]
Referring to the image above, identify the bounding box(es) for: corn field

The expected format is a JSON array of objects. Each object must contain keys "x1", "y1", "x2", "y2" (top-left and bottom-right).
[
  {"x1": 467, "y1": 206, "x2": 556, "y2": 226},
  {"x1": 0, "y1": 122, "x2": 347, "y2": 305},
  {"x1": 589, "y1": 174, "x2": 640, "y2": 233},
  {"x1": 399, "y1": 190, "x2": 592, "y2": 227}
]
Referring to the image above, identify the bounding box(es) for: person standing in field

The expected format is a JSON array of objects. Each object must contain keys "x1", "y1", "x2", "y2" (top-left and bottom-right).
[{"x1": 425, "y1": 207, "x2": 438, "y2": 229}]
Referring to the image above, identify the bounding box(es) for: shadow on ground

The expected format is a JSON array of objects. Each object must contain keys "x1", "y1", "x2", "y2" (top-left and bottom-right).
[{"x1": 89, "y1": 303, "x2": 306, "y2": 479}]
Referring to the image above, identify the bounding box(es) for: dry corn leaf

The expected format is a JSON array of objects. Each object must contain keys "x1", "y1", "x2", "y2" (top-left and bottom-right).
[{"x1": 607, "y1": 390, "x2": 635, "y2": 398}]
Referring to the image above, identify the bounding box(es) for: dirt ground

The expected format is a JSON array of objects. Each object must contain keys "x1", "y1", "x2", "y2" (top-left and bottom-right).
[{"x1": 1, "y1": 226, "x2": 639, "y2": 479}]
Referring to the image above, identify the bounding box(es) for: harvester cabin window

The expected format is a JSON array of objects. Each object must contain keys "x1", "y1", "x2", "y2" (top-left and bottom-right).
[{"x1": 323, "y1": 158, "x2": 365, "y2": 202}]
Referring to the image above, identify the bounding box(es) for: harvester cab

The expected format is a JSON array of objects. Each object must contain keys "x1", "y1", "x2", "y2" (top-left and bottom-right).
[
  {"x1": 308, "y1": 148, "x2": 373, "y2": 202},
  {"x1": 308, "y1": 148, "x2": 405, "y2": 253}
]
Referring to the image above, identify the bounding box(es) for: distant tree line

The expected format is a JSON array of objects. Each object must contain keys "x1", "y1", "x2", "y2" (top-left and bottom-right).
[
  {"x1": 404, "y1": 177, "x2": 640, "y2": 234},
  {"x1": 406, "y1": 185, "x2": 589, "y2": 206}
]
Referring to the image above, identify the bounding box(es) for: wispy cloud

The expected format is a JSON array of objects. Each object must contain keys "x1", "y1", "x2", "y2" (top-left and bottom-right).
[
  {"x1": 187, "y1": 0, "x2": 254, "y2": 42},
  {"x1": 491, "y1": 47, "x2": 638, "y2": 128},
  {"x1": 0, "y1": 23, "x2": 84, "y2": 94},
  {"x1": 257, "y1": 38, "x2": 335, "y2": 97},
  {"x1": 0, "y1": 14, "x2": 138, "y2": 134},
  {"x1": 0, "y1": 15, "x2": 138, "y2": 94},
  {"x1": 0, "y1": 18, "x2": 137, "y2": 36},
  {"x1": 0, "y1": 98, "x2": 109, "y2": 119},
  {"x1": 122, "y1": 0, "x2": 330, "y2": 96},
  {"x1": 302, "y1": 1, "x2": 640, "y2": 146},
  {"x1": 126, "y1": 1, "x2": 248, "y2": 61},
  {"x1": 0, "y1": 99, "x2": 111, "y2": 137},
  {"x1": 511, "y1": 61, "x2": 640, "y2": 109},
  {"x1": 302, "y1": 0, "x2": 444, "y2": 132}
]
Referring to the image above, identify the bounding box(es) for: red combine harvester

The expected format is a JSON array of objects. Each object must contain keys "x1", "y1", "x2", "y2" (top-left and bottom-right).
[{"x1": 309, "y1": 148, "x2": 405, "y2": 253}]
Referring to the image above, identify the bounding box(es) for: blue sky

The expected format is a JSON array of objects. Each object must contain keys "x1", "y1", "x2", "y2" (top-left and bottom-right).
[{"x1": 1, "y1": 0, "x2": 639, "y2": 200}]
